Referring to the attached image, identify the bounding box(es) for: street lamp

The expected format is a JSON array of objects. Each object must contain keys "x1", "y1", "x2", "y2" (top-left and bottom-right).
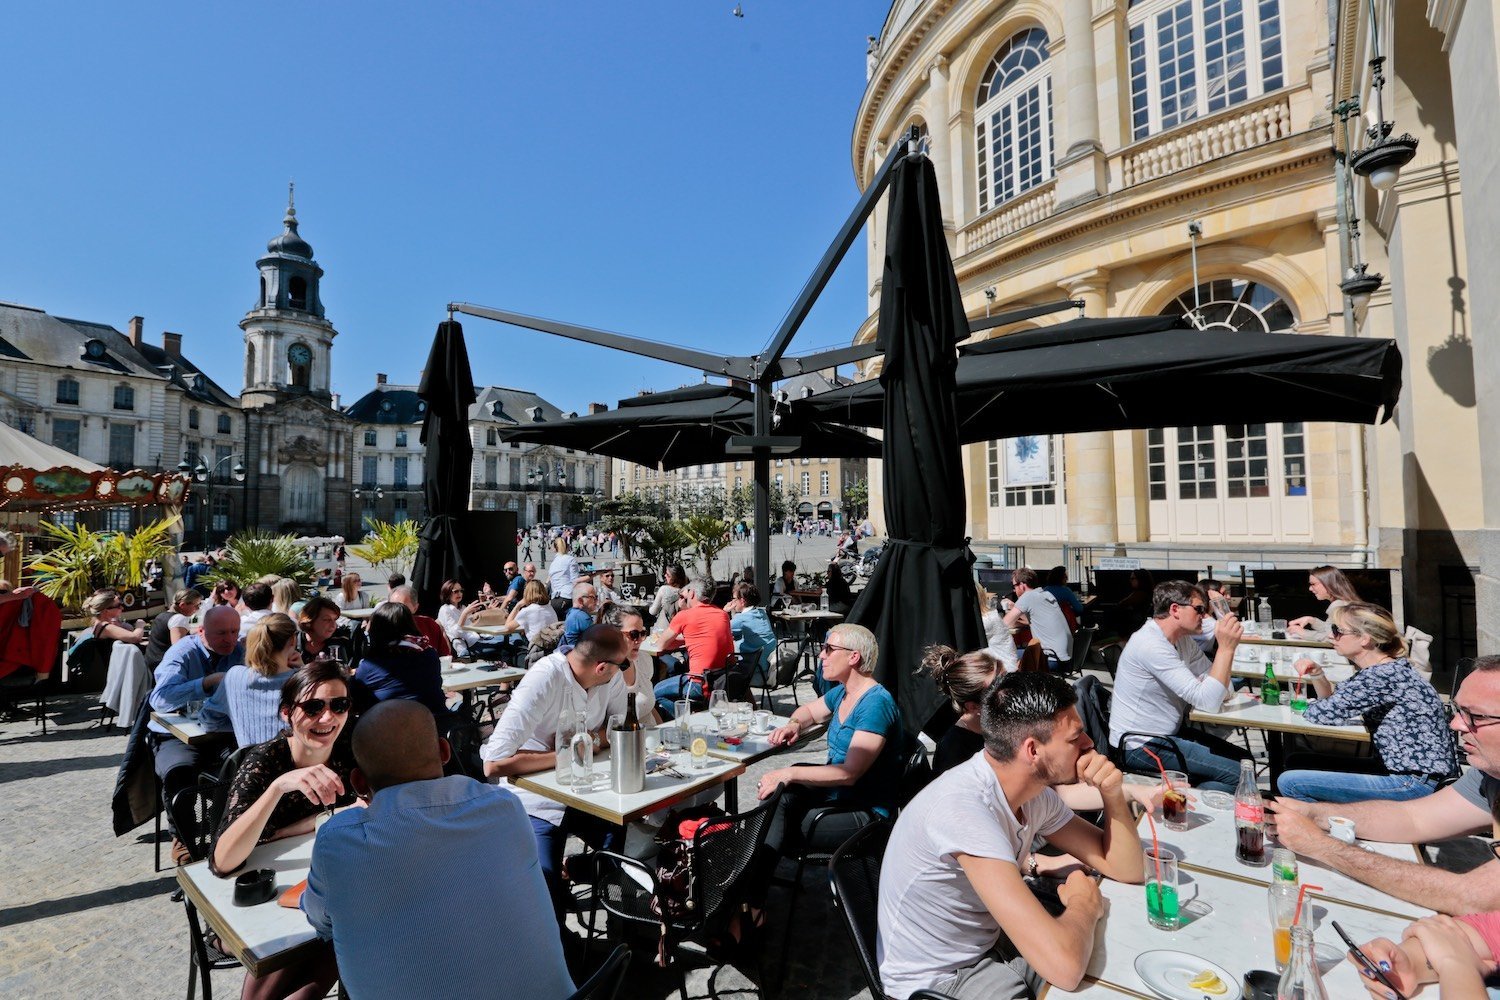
[
  {"x1": 178, "y1": 454, "x2": 246, "y2": 552},
  {"x1": 526, "y1": 459, "x2": 566, "y2": 527}
]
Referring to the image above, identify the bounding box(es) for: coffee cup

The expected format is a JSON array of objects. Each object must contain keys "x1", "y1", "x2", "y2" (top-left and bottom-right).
[{"x1": 1327, "y1": 816, "x2": 1357, "y2": 844}]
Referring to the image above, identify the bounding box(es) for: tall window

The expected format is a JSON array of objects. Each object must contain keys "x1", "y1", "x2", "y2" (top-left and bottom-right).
[
  {"x1": 509, "y1": 457, "x2": 522, "y2": 485},
  {"x1": 53, "y1": 418, "x2": 81, "y2": 456},
  {"x1": 1127, "y1": 0, "x2": 1284, "y2": 141},
  {"x1": 819, "y1": 471, "x2": 830, "y2": 496},
  {"x1": 56, "y1": 378, "x2": 79, "y2": 405},
  {"x1": 212, "y1": 495, "x2": 230, "y2": 532},
  {"x1": 188, "y1": 408, "x2": 200, "y2": 429},
  {"x1": 976, "y1": 28, "x2": 1055, "y2": 213},
  {"x1": 113, "y1": 385, "x2": 135, "y2": 411},
  {"x1": 108, "y1": 424, "x2": 135, "y2": 469},
  {"x1": 364, "y1": 430, "x2": 377, "y2": 446},
  {"x1": 217, "y1": 414, "x2": 231, "y2": 434},
  {"x1": 484, "y1": 455, "x2": 497, "y2": 484},
  {"x1": 395, "y1": 430, "x2": 407, "y2": 448},
  {"x1": 392, "y1": 497, "x2": 409, "y2": 522},
  {"x1": 800, "y1": 472, "x2": 811, "y2": 497},
  {"x1": 393, "y1": 457, "x2": 409, "y2": 488},
  {"x1": 361, "y1": 455, "x2": 378, "y2": 487}
]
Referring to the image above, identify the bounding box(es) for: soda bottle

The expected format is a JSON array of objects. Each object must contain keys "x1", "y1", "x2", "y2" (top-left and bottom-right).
[
  {"x1": 1234, "y1": 759, "x2": 1268, "y2": 866},
  {"x1": 1275, "y1": 926, "x2": 1329, "y2": 999},
  {"x1": 1263, "y1": 661, "x2": 1282, "y2": 706}
]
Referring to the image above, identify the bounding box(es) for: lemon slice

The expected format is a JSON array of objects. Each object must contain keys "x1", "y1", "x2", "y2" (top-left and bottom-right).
[
  {"x1": 690, "y1": 738, "x2": 708, "y2": 756},
  {"x1": 1187, "y1": 970, "x2": 1227, "y2": 995}
]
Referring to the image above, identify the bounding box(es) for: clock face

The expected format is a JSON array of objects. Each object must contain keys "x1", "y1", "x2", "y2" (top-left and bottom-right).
[{"x1": 288, "y1": 343, "x2": 313, "y2": 366}]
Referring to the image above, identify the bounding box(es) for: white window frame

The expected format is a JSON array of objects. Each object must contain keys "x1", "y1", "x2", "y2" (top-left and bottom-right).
[
  {"x1": 975, "y1": 27, "x2": 1055, "y2": 214},
  {"x1": 1127, "y1": 0, "x2": 1285, "y2": 141}
]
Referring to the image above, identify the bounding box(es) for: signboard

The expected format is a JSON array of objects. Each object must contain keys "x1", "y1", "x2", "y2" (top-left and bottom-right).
[
  {"x1": 1004, "y1": 435, "x2": 1051, "y2": 487},
  {"x1": 1097, "y1": 557, "x2": 1142, "y2": 570}
]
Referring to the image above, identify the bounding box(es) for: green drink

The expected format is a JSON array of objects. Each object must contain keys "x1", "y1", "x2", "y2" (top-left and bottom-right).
[
  {"x1": 1290, "y1": 694, "x2": 1309, "y2": 713},
  {"x1": 1146, "y1": 880, "x2": 1180, "y2": 930}
]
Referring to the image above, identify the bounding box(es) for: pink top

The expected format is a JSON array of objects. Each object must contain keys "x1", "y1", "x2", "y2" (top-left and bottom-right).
[{"x1": 1458, "y1": 911, "x2": 1500, "y2": 960}]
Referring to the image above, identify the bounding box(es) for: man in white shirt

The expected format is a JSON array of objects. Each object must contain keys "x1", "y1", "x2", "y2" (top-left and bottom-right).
[
  {"x1": 236, "y1": 581, "x2": 275, "y2": 639},
  {"x1": 877, "y1": 671, "x2": 1144, "y2": 998},
  {"x1": 1107, "y1": 579, "x2": 1247, "y2": 792},
  {"x1": 1002, "y1": 568, "x2": 1072, "y2": 670},
  {"x1": 480, "y1": 624, "x2": 630, "y2": 914}
]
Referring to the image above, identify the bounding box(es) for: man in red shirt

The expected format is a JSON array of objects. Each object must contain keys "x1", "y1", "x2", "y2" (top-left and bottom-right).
[
  {"x1": 390, "y1": 586, "x2": 452, "y2": 657},
  {"x1": 653, "y1": 577, "x2": 732, "y2": 719}
]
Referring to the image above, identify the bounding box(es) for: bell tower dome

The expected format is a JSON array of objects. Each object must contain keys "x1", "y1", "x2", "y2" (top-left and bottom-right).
[{"x1": 240, "y1": 184, "x2": 338, "y2": 408}]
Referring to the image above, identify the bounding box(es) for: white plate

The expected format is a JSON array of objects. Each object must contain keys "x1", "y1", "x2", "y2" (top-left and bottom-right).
[{"x1": 1134, "y1": 950, "x2": 1243, "y2": 1000}]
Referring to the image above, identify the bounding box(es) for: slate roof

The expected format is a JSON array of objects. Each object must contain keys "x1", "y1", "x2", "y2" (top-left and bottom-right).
[
  {"x1": 343, "y1": 385, "x2": 426, "y2": 423},
  {"x1": 341, "y1": 383, "x2": 576, "y2": 428}
]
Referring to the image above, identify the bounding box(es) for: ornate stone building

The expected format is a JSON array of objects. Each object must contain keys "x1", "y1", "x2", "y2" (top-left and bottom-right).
[{"x1": 855, "y1": 0, "x2": 1495, "y2": 656}]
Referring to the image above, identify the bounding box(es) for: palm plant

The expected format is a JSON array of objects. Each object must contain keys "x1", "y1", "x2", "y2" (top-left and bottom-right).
[
  {"x1": 205, "y1": 532, "x2": 316, "y2": 588},
  {"x1": 27, "y1": 513, "x2": 180, "y2": 612},
  {"x1": 637, "y1": 520, "x2": 691, "y2": 579},
  {"x1": 679, "y1": 514, "x2": 732, "y2": 582},
  {"x1": 350, "y1": 518, "x2": 421, "y2": 579}
]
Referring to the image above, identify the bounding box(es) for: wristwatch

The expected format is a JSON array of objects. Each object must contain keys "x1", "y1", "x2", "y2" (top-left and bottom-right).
[{"x1": 1026, "y1": 855, "x2": 1039, "y2": 878}]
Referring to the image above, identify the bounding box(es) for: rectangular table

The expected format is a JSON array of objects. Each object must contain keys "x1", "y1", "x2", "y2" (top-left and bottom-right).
[
  {"x1": 1138, "y1": 807, "x2": 1432, "y2": 920},
  {"x1": 441, "y1": 662, "x2": 524, "y2": 693},
  {"x1": 1189, "y1": 701, "x2": 1368, "y2": 778},
  {"x1": 151, "y1": 710, "x2": 215, "y2": 746},
  {"x1": 468, "y1": 622, "x2": 521, "y2": 638},
  {"x1": 651, "y1": 710, "x2": 827, "y2": 765},
  {"x1": 511, "y1": 748, "x2": 745, "y2": 826},
  {"x1": 176, "y1": 833, "x2": 318, "y2": 977}
]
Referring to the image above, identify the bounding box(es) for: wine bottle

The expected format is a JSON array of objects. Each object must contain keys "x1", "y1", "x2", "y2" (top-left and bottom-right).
[{"x1": 623, "y1": 692, "x2": 640, "y2": 732}]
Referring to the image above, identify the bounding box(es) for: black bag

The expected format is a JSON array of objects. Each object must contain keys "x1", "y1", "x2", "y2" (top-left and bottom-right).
[{"x1": 648, "y1": 804, "x2": 740, "y2": 966}]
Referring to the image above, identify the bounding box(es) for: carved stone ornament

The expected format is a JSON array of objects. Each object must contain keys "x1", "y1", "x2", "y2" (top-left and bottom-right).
[{"x1": 276, "y1": 434, "x2": 329, "y2": 465}]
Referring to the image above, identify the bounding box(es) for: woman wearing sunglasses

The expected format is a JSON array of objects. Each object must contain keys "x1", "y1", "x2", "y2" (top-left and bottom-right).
[
  {"x1": 208, "y1": 659, "x2": 353, "y2": 998},
  {"x1": 1278, "y1": 602, "x2": 1454, "y2": 803},
  {"x1": 82, "y1": 588, "x2": 148, "y2": 646}
]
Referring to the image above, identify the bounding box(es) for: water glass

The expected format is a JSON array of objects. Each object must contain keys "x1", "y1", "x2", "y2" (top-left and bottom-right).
[
  {"x1": 1273, "y1": 618, "x2": 1288, "y2": 634},
  {"x1": 185, "y1": 701, "x2": 203, "y2": 720},
  {"x1": 689, "y1": 724, "x2": 710, "y2": 770},
  {"x1": 608, "y1": 714, "x2": 624, "y2": 733},
  {"x1": 1210, "y1": 596, "x2": 1232, "y2": 617},
  {"x1": 1144, "y1": 846, "x2": 1180, "y2": 930}
]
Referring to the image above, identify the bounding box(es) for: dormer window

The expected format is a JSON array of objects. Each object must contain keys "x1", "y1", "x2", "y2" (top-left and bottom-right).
[{"x1": 82, "y1": 339, "x2": 108, "y2": 362}]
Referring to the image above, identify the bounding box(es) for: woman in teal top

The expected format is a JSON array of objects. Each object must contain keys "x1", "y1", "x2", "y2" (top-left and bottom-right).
[
  {"x1": 758, "y1": 622, "x2": 904, "y2": 857},
  {"x1": 725, "y1": 581, "x2": 778, "y2": 685}
]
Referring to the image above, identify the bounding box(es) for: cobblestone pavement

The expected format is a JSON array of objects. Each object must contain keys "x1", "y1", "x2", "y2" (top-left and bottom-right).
[{"x1": 0, "y1": 686, "x2": 874, "y2": 1000}]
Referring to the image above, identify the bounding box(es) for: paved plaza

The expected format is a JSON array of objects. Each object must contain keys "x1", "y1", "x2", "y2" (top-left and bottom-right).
[{"x1": 0, "y1": 687, "x2": 872, "y2": 1000}]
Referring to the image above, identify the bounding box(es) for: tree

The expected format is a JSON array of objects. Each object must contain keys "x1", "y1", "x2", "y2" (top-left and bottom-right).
[
  {"x1": 350, "y1": 518, "x2": 421, "y2": 578},
  {"x1": 637, "y1": 520, "x2": 691, "y2": 578},
  {"x1": 842, "y1": 476, "x2": 870, "y2": 522},
  {"x1": 726, "y1": 483, "x2": 754, "y2": 525},
  {"x1": 679, "y1": 514, "x2": 732, "y2": 582},
  {"x1": 204, "y1": 532, "x2": 317, "y2": 589}
]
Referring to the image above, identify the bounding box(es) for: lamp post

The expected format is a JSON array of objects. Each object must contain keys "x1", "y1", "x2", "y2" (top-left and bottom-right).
[
  {"x1": 178, "y1": 454, "x2": 246, "y2": 553},
  {"x1": 526, "y1": 456, "x2": 566, "y2": 528},
  {"x1": 352, "y1": 484, "x2": 385, "y2": 531}
]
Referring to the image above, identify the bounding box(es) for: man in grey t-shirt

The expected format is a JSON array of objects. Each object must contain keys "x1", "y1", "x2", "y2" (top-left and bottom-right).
[
  {"x1": 1269, "y1": 655, "x2": 1500, "y2": 915},
  {"x1": 1003, "y1": 568, "x2": 1072, "y2": 670}
]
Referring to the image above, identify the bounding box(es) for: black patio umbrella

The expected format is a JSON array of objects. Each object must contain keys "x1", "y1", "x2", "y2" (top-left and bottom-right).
[
  {"x1": 411, "y1": 319, "x2": 479, "y2": 615},
  {"x1": 802, "y1": 314, "x2": 1402, "y2": 438},
  {"x1": 843, "y1": 152, "x2": 985, "y2": 738},
  {"x1": 498, "y1": 383, "x2": 881, "y2": 471}
]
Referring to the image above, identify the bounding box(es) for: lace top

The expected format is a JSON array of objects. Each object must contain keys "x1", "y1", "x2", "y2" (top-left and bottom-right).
[{"x1": 209, "y1": 734, "x2": 357, "y2": 876}]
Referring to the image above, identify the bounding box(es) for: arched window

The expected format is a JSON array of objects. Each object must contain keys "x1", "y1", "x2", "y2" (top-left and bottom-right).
[
  {"x1": 976, "y1": 28, "x2": 1055, "y2": 213},
  {"x1": 259, "y1": 276, "x2": 267, "y2": 307},
  {"x1": 245, "y1": 343, "x2": 257, "y2": 388},
  {"x1": 288, "y1": 276, "x2": 307, "y2": 310},
  {"x1": 1146, "y1": 279, "x2": 1309, "y2": 540},
  {"x1": 1127, "y1": 0, "x2": 1284, "y2": 141}
]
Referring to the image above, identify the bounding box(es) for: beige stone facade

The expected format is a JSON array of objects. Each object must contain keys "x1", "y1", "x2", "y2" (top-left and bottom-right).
[{"x1": 854, "y1": 0, "x2": 1497, "y2": 659}]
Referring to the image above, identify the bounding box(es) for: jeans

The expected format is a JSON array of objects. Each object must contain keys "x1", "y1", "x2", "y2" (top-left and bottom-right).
[
  {"x1": 654, "y1": 676, "x2": 704, "y2": 720},
  {"x1": 1276, "y1": 752, "x2": 1440, "y2": 804},
  {"x1": 530, "y1": 809, "x2": 621, "y2": 920},
  {"x1": 1121, "y1": 730, "x2": 1249, "y2": 793}
]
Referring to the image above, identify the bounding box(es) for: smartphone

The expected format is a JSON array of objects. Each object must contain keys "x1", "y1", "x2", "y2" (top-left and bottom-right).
[{"x1": 1331, "y1": 920, "x2": 1408, "y2": 1000}]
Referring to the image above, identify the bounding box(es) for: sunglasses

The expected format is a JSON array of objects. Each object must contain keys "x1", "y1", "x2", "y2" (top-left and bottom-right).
[
  {"x1": 623, "y1": 629, "x2": 648, "y2": 640},
  {"x1": 821, "y1": 642, "x2": 852, "y2": 654},
  {"x1": 1329, "y1": 623, "x2": 1358, "y2": 638},
  {"x1": 297, "y1": 696, "x2": 352, "y2": 717}
]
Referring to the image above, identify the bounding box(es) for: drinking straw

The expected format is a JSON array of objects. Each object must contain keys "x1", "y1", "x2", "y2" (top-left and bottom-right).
[
  {"x1": 1141, "y1": 746, "x2": 1174, "y2": 789},
  {"x1": 1142, "y1": 808, "x2": 1164, "y2": 888},
  {"x1": 1292, "y1": 883, "x2": 1324, "y2": 925}
]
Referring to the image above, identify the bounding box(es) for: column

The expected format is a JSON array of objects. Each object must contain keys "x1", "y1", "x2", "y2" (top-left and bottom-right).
[
  {"x1": 1061, "y1": 271, "x2": 1118, "y2": 545},
  {"x1": 1054, "y1": 0, "x2": 1108, "y2": 207},
  {"x1": 925, "y1": 55, "x2": 955, "y2": 235}
]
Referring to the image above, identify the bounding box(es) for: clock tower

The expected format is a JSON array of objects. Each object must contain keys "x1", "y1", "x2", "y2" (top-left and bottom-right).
[{"x1": 240, "y1": 184, "x2": 336, "y2": 408}]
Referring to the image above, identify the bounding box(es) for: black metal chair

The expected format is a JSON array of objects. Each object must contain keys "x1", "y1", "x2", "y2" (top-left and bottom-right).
[
  {"x1": 827, "y1": 821, "x2": 957, "y2": 1000},
  {"x1": 583, "y1": 789, "x2": 782, "y2": 1000},
  {"x1": 0, "y1": 666, "x2": 49, "y2": 733},
  {"x1": 173, "y1": 767, "x2": 240, "y2": 1000},
  {"x1": 567, "y1": 944, "x2": 631, "y2": 1000},
  {"x1": 1062, "y1": 624, "x2": 1098, "y2": 676}
]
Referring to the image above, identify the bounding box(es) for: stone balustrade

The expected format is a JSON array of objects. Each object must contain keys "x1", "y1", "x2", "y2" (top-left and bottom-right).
[
  {"x1": 1120, "y1": 92, "x2": 1294, "y2": 187},
  {"x1": 959, "y1": 181, "x2": 1057, "y2": 255}
]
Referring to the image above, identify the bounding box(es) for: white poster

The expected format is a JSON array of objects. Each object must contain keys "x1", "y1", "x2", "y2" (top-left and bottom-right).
[{"x1": 1004, "y1": 435, "x2": 1051, "y2": 487}]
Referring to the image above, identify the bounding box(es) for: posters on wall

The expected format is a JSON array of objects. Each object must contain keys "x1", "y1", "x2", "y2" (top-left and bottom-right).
[{"x1": 1004, "y1": 435, "x2": 1051, "y2": 487}]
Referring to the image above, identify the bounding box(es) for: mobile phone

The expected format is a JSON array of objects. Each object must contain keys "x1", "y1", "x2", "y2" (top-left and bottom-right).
[{"x1": 1331, "y1": 920, "x2": 1408, "y2": 1000}]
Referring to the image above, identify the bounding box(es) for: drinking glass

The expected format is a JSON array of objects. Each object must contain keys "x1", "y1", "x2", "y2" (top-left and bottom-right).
[
  {"x1": 1144, "y1": 846, "x2": 1180, "y2": 930},
  {"x1": 1210, "y1": 595, "x2": 1232, "y2": 617},
  {"x1": 708, "y1": 690, "x2": 729, "y2": 731},
  {"x1": 689, "y1": 724, "x2": 710, "y2": 770},
  {"x1": 1267, "y1": 881, "x2": 1302, "y2": 970},
  {"x1": 608, "y1": 714, "x2": 624, "y2": 734},
  {"x1": 185, "y1": 701, "x2": 203, "y2": 720},
  {"x1": 1273, "y1": 618, "x2": 1288, "y2": 634},
  {"x1": 1159, "y1": 770, "x2": 1190, "y2": 831}
]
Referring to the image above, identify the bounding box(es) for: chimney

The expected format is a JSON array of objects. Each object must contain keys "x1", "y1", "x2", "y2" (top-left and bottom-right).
[
  {"x1": 588, "y1": 402, "x2": 607, "y2": 414},
  {"x1": 128, "y1": 316, "x2": 144, "y2": 347},
  {"x1": 376, "y1": 373, "x2": 387, "y2": 386},
  {"x1": 162, "y1": 332, "x2": 183, "y2": 356}
]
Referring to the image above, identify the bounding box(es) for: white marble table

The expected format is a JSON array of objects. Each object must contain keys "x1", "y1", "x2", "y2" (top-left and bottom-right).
[
  {"x1": 440, "y1": 662, "x2": 525, "y2": 693},
  {"x1": 176, "y1": 833, "x2": 318, "y2": 977},
  {"x1": 1229, "y1": 646, "x2": 1352, "y2": 684},
  {"x1": 1189, "y1": 699, "x2": 1369, "y2": 779},
  {"x1": 338, "y1": 607, "x2": 376, "y2": 621},
  {"x1": 1068, "y1": 863, "x2": 1413, "y2": 998},
  {"x1": 651, "y1": 710, "x2": 826, "y2": 765},
  {"x1": 150, "y1": 710, "x2": 215, "y2": 746},
  {"x1": 468, "y1": 622, "x2": 521, "y2": 637},
  {"x1": 1137, "y1": 807, "x2": 1432, "y2": 921},
  {"x1": 511, "y1": 747, "x2": 745, "y2": 826}
]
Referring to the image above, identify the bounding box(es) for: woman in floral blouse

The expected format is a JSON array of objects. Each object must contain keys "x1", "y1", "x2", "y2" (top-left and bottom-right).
[{"x1": 1278, "y1": 602, "x2": 1454, "y2": 803}]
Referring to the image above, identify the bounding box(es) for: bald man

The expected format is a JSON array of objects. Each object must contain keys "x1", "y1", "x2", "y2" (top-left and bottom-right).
[
  {"x1": 148, "y1": 602, "x2": 241, "y2": 861},
  {"x1": 303, "y1": 701, "x2": 572, "y2": 997}
]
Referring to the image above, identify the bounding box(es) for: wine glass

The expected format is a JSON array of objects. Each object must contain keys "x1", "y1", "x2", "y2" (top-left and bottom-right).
[{"x1": 708, "y1": 690, "x2": 729, "y2": 732}]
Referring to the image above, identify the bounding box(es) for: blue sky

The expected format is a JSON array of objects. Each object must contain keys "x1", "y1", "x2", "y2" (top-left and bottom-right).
[{"x1": 1, "y1": 1, "x2": 890, "y2": 413}]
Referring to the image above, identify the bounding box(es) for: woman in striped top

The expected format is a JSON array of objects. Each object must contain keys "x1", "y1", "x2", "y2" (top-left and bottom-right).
[{"x1": 222, "y1": 613, "x2": 303, "y2": 748}]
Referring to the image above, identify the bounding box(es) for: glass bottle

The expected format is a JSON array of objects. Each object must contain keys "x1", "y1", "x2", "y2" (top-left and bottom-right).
[
  {"x1": 1234, "y1": 758, "x2": 1268, "y2": 866},
  {"x1": 555, "y1": 709, "x2": 579, "y2": 785},
  {"x1": 1263, "y1": 661, "x2": 1282, "y2": 705},
  {"x1": 1275, "y1": 925, "x2": 1329, "y2": 999}
]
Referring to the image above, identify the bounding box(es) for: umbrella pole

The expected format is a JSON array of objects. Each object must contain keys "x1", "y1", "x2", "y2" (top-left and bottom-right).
[{"x1": 752, "y1": 384, "x2": 772, "y2": 592}]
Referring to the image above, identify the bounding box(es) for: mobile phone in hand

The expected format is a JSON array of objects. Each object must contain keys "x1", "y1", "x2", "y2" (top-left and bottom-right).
[{"x1": 1331, "y1": 920, "x2": 1408, "y2": 1000}]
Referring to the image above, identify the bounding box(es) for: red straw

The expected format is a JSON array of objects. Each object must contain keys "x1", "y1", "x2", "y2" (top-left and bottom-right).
[
  {"x1": 1142, "y1": 809, "x2": 1164, "y2": 887},
  {"x1": 1141, "y1": 746, "x2": 1173, "y2": 789},
  {"x1": 1293, "y1": 883, "x2": 1323, "y2": 925}
]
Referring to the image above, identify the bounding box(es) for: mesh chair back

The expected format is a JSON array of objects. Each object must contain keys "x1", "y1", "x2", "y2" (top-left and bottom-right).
[
  {"x1": 827, "y1": 820, "x2": 893, "y2": 998},
  {"x1": 1067, "y1": 625, "x2": 1097, "y2": 674},
  {"x1": 567, "y1": 944, "x2": 631, "y2": 1000},
  {"x1": 691, "y1": 789, "x2": 781, "y2": 925}
]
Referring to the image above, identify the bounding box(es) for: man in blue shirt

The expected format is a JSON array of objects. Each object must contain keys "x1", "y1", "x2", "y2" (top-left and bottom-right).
[
  {"x1": 561, "y1": 581, "x2": 597, "y2": 647},
  {"x1": 304, "y1": 700, "x2": 572, "y2": 998},
  {"x1": 147, "y1": 604, "x2": 241, "y2": 859}
]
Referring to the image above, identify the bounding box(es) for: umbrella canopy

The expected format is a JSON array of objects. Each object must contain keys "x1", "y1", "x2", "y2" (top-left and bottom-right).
[
  {"x1": 802, "y1": 314, "x2": 1402, "y2": 438},
  {"x1": 411, "y1": 320, "x2": 479, "y2": 615},
  {"x1": 843, "y1": 153, "x2": 985, "y2": 738},
  {"x1": 0, "y1": 422, "x2": 189, "y2": 513},
  {"x1": 497, "y1": 383, "x2": 881, "y2": 471}
]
